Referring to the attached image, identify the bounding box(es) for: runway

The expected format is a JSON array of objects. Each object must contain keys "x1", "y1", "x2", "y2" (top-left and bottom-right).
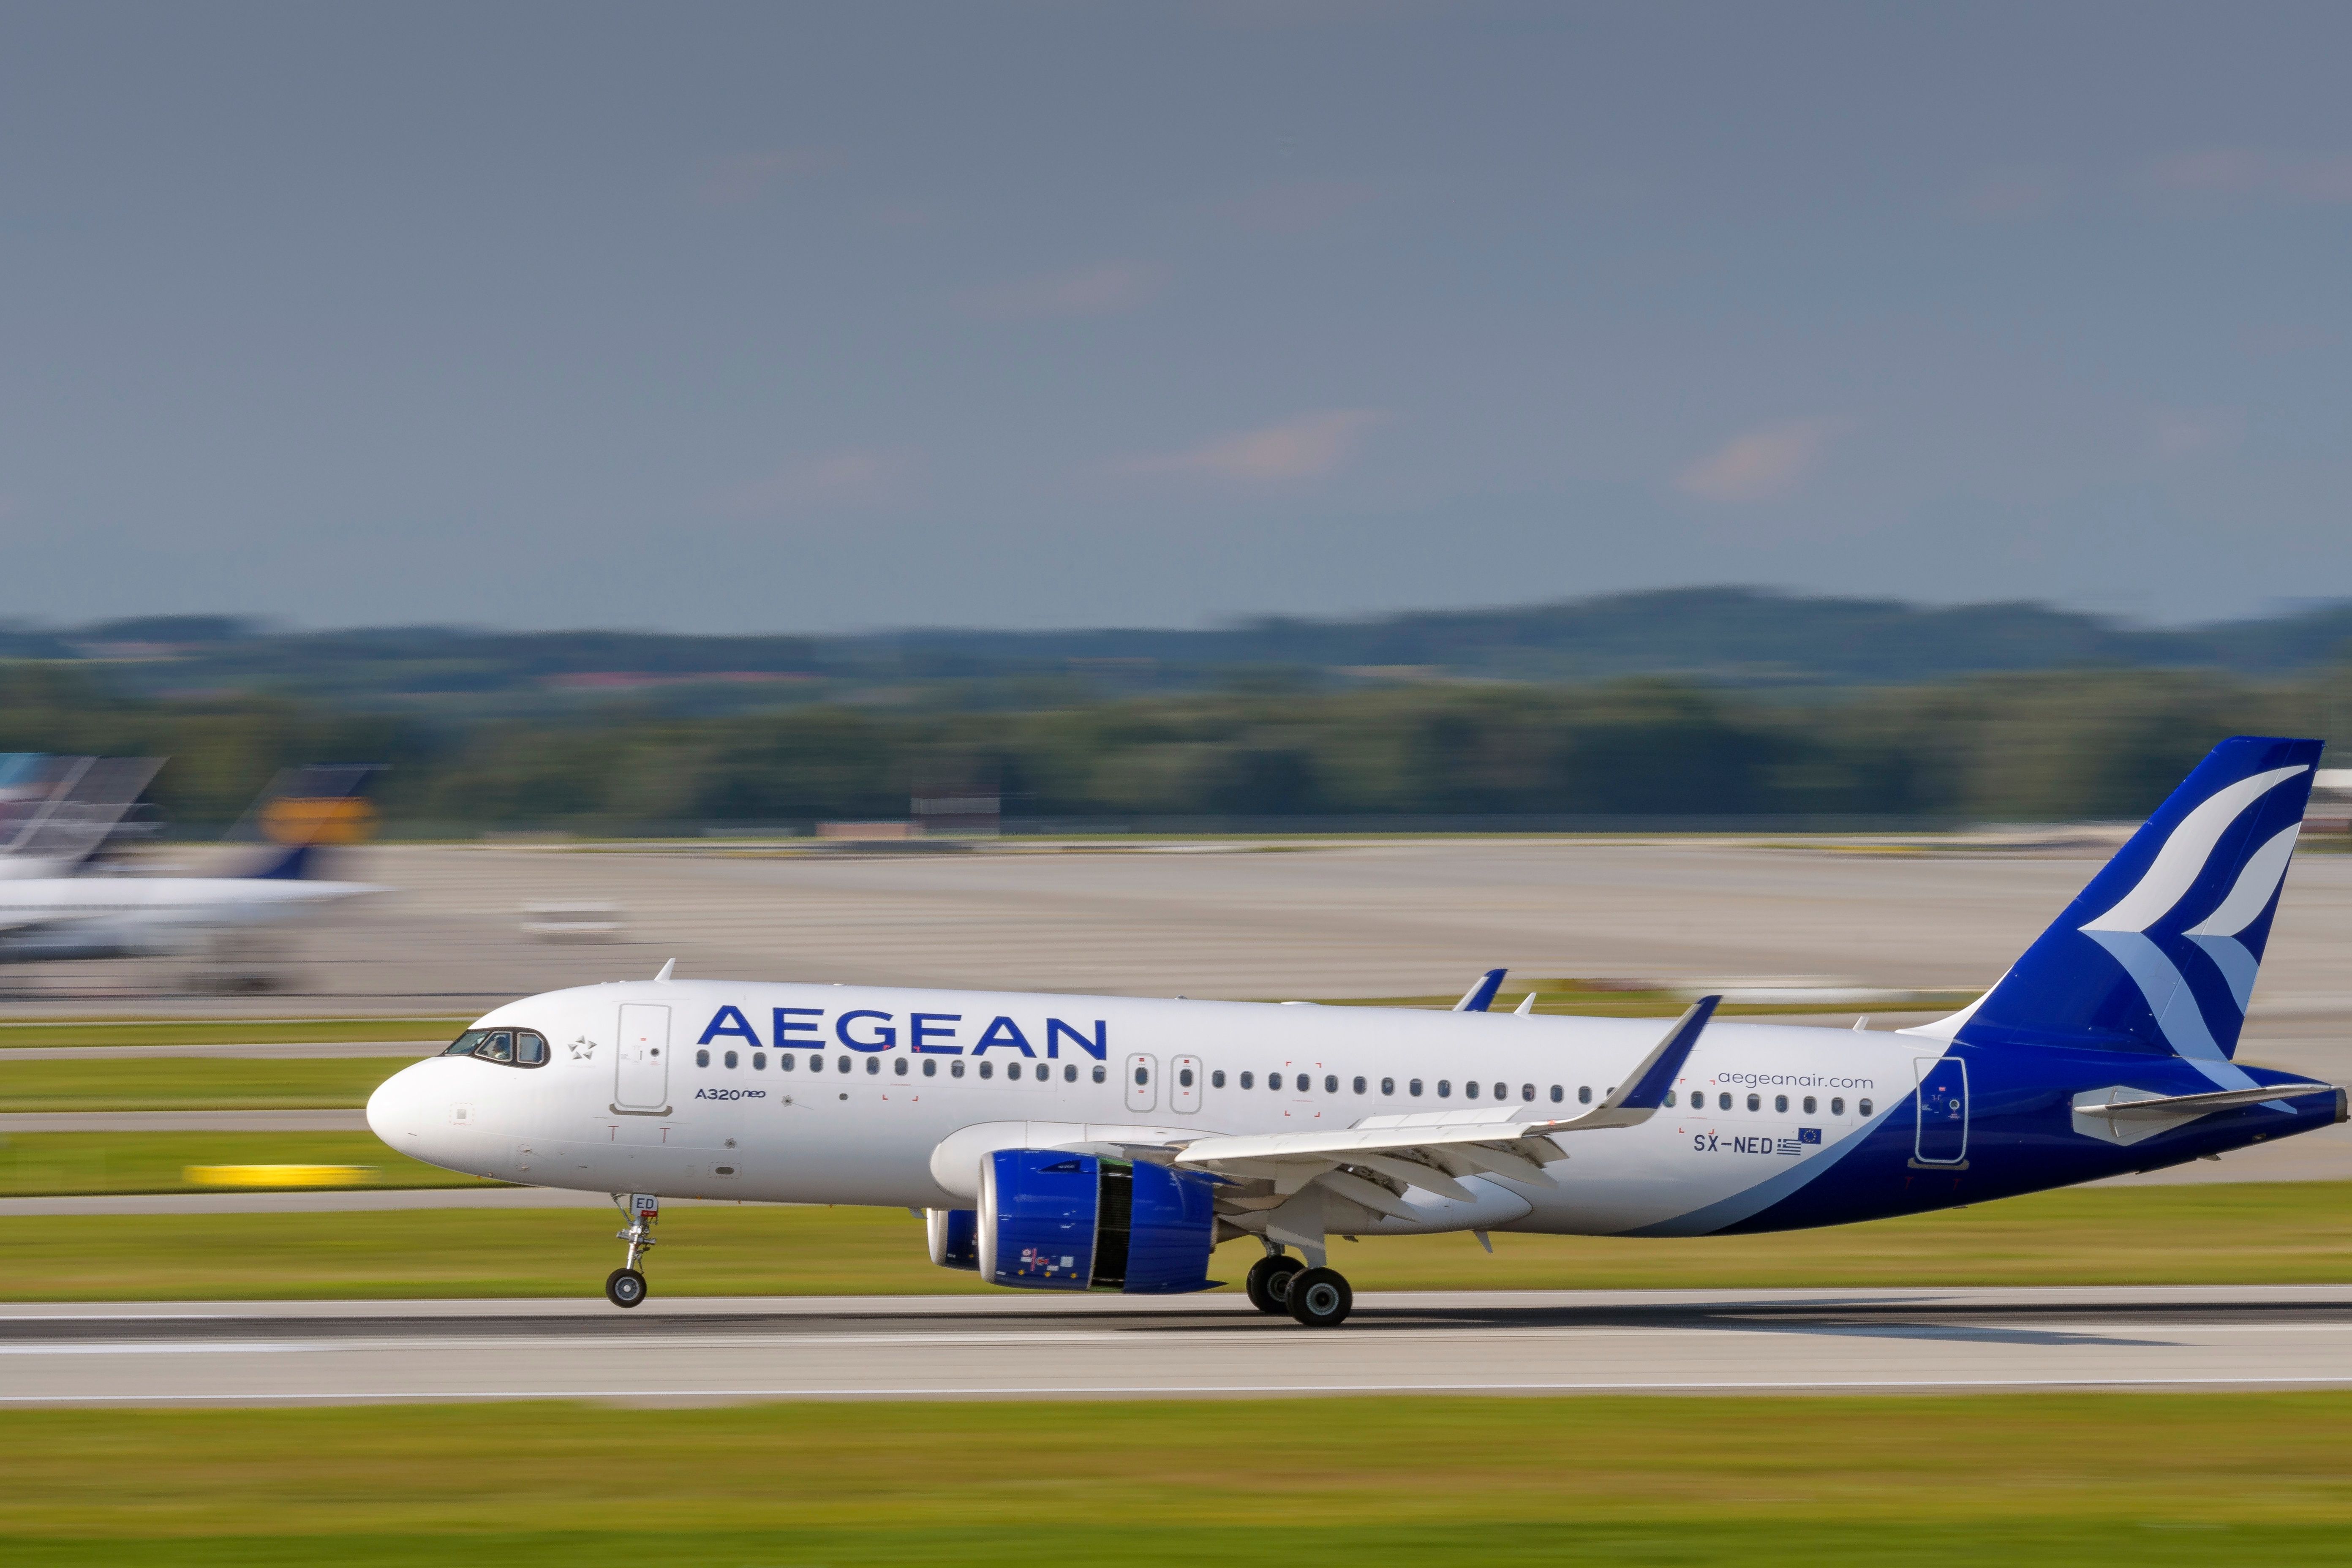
[{"x1": 11, "y1": 1285, "x2": 2352, "y2": 1406}]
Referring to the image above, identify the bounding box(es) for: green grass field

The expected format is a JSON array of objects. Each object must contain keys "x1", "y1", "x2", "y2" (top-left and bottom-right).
[
  {"x1": 6, "y1": 1393, "x2": 2352, "y2": 1565},
  {"x1": 9, "y1": 1179, "x2": 2352, "y2": 1301},
  {"x1": 0, "y1": 1017, "x2": 466, "y2": 1050},
  {"x1": 0, "y1": 1132, "x2": 497, "y2": 1197},
  {"x1": 0, "y1": 1056, "x2": 413, "y2": 1111}
]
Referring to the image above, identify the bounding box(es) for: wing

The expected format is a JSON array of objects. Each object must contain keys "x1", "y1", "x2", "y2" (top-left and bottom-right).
[{"x1": 1169, "y1": 996, "x2": 1720, "y2": 1216}]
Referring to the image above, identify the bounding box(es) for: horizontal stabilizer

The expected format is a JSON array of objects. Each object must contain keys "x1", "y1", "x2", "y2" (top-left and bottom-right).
[{"x1": 2072, "y1": 1082, "x2": 2336, "y2": 1119}]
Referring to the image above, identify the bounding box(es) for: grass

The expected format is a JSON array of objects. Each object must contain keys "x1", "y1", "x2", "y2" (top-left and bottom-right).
[
  {"x1": 6, "y1": 1394, "x2": 2352, "y2": 1564},
  {"x1": 0, "y1": 1132, "x2": 497, "y2": 1197},
  {"x1": 0, "y1": 1017, "x2": 468, "y2": 1050},
  {"x1": 0, "y1": 1056, "x2": 413, "y2": 1111},
  {"x1": 8, "y1": 1179, "x2": 2352, "y2": 1301}
]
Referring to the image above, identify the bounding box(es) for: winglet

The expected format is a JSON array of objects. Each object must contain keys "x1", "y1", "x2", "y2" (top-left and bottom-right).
[
  {"x1": 1530, "y1": 994, "x2": 1718, "y2": 1133},
  {"x1": 1454, "y1": 969, "x2": 1507, "y2": 1013},
  {"x1": 654, "y1": 958, "x2": 676, "y2": 982},
  {"x1": 1513, "y1": 990, "x2": 1537, "y2": 1016}
]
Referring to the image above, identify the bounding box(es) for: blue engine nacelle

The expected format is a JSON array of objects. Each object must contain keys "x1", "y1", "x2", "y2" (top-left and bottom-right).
[
  {"x1": 925, "y1": 1206, "x2": 978, "y2": 1270},
  {"x1": 976, "y1": 1149, "x2": 1218, "y2": 1293}
]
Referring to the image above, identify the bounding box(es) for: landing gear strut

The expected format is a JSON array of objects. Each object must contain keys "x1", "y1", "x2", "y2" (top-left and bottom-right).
[
  {"x1": 607, "y1": 1193, "x2": 658, "y2": 1309},
  {"x1": 1244, "y1": 1252, "x2": 1304, "y2": 1315}
]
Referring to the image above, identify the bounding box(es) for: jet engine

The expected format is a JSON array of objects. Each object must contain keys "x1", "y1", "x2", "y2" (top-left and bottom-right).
[
  {"x1": 925, "y1": 1206, "x2": 978, "y2": 1270},
  {"x1": 975, "y1": 1149, "x2": 1217, "y2": 1293}
]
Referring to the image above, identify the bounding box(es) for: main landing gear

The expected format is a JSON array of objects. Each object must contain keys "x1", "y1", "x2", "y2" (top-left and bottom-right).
[
  {"x1": 607, "y1": 1193, "x2": 658, "y2": 1309},
  {"x1": 1244, "y1": 1249, "x2": 1353, "y2": 1328}
]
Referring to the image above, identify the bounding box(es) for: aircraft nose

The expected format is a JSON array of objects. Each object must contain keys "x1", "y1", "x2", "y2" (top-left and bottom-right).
[{"x1": 366, "y1": 1060, "x2": 435, "y2": 1147}]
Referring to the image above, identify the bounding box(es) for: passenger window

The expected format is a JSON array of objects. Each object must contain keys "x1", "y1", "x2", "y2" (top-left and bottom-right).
[
  {"x1": 1498, "y1": 1083, "x2": 1511, "y2": 1101},
  {"x1": 1409, "y1": 1078, "x2": 1424, "y2": 1097},
  {"x1": 1803, "y1": 1095, "x2": 1816, "y2": 1115},
  {"x1": 1353, "y1": 1076, "x2": 1366, "y2": 1094},
  {"x1": 1663, "y1": 1090, "x2": 1676, "y2": 1107},
  {"x1": 1180, "y1": 1067, "x2": 1195, "y2": 1088},
  {"x1": 781, "y1": 1053, "x2": 795, "y2": 1072},
  {"x1": 837, "y1": 1056, "x2": 852, "y2": 1074},
  {"x1": 894, "y1": 1058, "x2": 909, "y2": 1076},
  {"x1": 1521, "y1": 1084, "x2": 1534, "y2": 1101},
  {"x1": 1775, "y1": 1094, "x2": 1788, "y2": 1113},
  {"x1": 1831, "y1": 1096, "x2": 1843, "y2": 1115},
  {"x1": 1718, "y1": 1092, "x2": 1732, "y2": 1111},
  {"x1": 1382, "y1": 1077, "x2": 1395, "y2": 1095},
  {"x1": 1859, "y1": 1097, "x2": 1873, "y2": 1117},
  {"x1": 696, "y1": 1048, "x2": 711, "y2": 1068},
  {"x1": 1063, "y1": 1064, "x2": 1076, "y2": 1081},
  {"x1": 1134, "y1": 1065, "x2": 1149, "y2": 1086},
  {"x1": 952, "y1": 1060, "x2": 966, "y2": 1078},
  {"x1": 1007, "y1": 1062, "x2": 1023, "y2": 1081},
  {"x1": 1465, "y1": 1081, "x2": 1479, "y2": 1100},
  {"x1": 1092, "y1": 1065, "x2": 1107, "y2": 1083},
  {"x1": 1240, "y1": 1072, "x2": 1255, "y2": 1089},
  {"x1": 1269, "y1": 1073, "x2": 1283, "y2": 1091},
  {"x1": 1324, "y1": 1075, "x2": 1337, "y2": 1094},
  {"x1": 751, "y1": 1051, "x2": 765, "y2": 1070},
  {"x1": 923, "y1": 1059, "x2": 937, "y2": 1078},
  {"x1": 517, "y1": 1032, "x2": 547, "y2": 1065},
  {"x1": 1213, "y1": 1070, "x2": 1227, "y2": 1088},
  {"x1": 1438, "y1": 1080, "x2": 1453, "y2": 1098},
  {"x1": 1579, "y1": 1086, "x2": 1592, "y2": 1105},
  {"x1": 724, "y1": 1050, "x2": 738, "y2": 1070},
  {"x1": 1551, "y1": 1085, "x2": 1565, "y2": 1103},
  {"x1": 866, "y1": 1057, "x2": 880, "y2": 1075},
  {"x1": 979, "y1": 1061, "x2": 994, "y2": 1079},
  {"x1": 1746, "y1": 1093, "x2": 1760, "y2": 1111}
]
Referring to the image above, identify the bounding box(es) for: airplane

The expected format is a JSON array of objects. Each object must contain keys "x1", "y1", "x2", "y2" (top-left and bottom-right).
[
  {"x1": 0, "y1": 764, "x2": 385, "y2": 966},
  {"x1": 366, "y1": 736, "x2": 2342, "y2": 1325}
]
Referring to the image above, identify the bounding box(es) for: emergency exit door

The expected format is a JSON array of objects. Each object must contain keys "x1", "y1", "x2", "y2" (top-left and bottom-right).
[
  {"x1": 1125, "y1": 1053, "x2": 1157, "y2": 1113},
  {"x1": 1913, "y1": 1056, "x2": 1968, "y2": 1165},
  {"x1": 615, "y1": 1004, "x2": 672, "y2": 1111}
]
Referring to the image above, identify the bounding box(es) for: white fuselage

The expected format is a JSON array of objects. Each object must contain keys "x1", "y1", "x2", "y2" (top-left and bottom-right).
[
  {"x1": 368, "y1": 979, "x2": 1913, "y2": 1238},
  {"x1": 0, "y1": 874, "x2": 381, "y2": 958}
]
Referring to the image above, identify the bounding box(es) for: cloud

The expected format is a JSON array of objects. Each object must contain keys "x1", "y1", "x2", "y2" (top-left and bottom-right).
[
  {"x1": 1123, "y1": 409, "x2": 1387, "y2": 482},
  {"x1": 1673, "y1": 418, "x2": 1851, "y2": 503},
  {"x1": 2148, "y1": 149, "x2": 2352, "y2": 204},
  {"x1": 955, "y1": 262, "x2": 1168, "y2": 320},
  {"x1": 710, "y1": 449, "x2": 916, "y2": 517},
  {"x1": 693, "y1": 149, "x2": 836, "y2": 208},
  {"x1": 1219, "y1": 180, "x2": 1381, "y2": 234}
]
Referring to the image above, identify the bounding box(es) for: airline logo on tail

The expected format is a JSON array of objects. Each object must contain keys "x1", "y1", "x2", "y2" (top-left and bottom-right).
[
  {"x1": 2076, "y1": 764, "x2": 2306, "y2": 1073},
  {"x1": 1956, "y1": 736, "x2": 2322, "y2": 1075}
]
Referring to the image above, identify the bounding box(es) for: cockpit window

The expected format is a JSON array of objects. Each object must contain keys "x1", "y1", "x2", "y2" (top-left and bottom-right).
[{"x1": 443, "y1": 1028, "x2": 548, "y2": 1067}]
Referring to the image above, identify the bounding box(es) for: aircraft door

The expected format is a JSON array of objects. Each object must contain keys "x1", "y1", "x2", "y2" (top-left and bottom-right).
[
  {"x1": 615, "y1": 1004, "x2": 672, "y2": 1111},
  {"x1": 1125, "y1": 1053, "x2": 1158, "y2": 1113},
  {"x1": 1169, "y1": 1054, "x2": 1202, "y2": 1113},
  {"x1": 1913, "y1": 1056, "x2": 1968, "y2": 1165}
]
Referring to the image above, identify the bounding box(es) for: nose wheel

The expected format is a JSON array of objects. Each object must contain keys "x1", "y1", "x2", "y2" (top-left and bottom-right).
[{"x1": 607, "y1": 1193, "x2": 659, "y2": 1309}]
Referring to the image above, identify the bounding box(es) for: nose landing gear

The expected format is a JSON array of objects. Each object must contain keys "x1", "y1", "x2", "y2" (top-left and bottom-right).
[{"x1": 607, "y1": 1193, "x2": 658, "y2": 1309}]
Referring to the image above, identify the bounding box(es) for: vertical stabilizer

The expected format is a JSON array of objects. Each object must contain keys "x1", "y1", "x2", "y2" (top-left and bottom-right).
[{"x1": 1956, "y1": 736, "x2": 2322, "y2": 1077}]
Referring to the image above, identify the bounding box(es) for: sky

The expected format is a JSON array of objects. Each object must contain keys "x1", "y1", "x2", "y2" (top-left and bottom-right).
[{"x1": 1, "y1": 1, "x2": 2347, "y2": 633}]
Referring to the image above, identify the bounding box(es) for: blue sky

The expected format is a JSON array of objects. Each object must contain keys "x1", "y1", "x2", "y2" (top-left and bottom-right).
[{"x1": 2, "y1": 2, "x2": 2347, "y2": 631}]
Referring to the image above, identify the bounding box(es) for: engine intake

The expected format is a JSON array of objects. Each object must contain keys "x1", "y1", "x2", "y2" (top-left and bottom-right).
[
  {"x1": 976, "y1": 1148, "x2": 1217, "y2": 1293},
  {"x1": 925, "y1": 1206, "x2": 979, "y2": 1270}
]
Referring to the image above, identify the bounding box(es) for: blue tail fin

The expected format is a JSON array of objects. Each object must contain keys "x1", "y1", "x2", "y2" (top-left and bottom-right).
[{"x1": 1955, "y1": 736, "x2": 2323, "y2": 1069}]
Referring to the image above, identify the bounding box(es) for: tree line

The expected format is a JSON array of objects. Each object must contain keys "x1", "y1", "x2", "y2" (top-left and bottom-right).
[{"x1": 0, "y1": 662, "x2": 2342, "y2": 832}]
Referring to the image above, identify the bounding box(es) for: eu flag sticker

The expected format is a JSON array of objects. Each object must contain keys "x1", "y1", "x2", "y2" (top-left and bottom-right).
[{"x1": 1797, "y1": 1127, "x2": 1823, "y2": 1145}]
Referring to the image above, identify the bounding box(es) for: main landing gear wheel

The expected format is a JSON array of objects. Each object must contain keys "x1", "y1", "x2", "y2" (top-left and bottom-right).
[
  {"x1": 605, "y1": 1268, "x2": 648, "y2": 1309},
  {"x1": 1286, "y1": 1266, "x2": 1352, "y2": 1328},
  {"x1": 1245, "y1": 1255, "x2": 1304, "y2": 1315}
]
